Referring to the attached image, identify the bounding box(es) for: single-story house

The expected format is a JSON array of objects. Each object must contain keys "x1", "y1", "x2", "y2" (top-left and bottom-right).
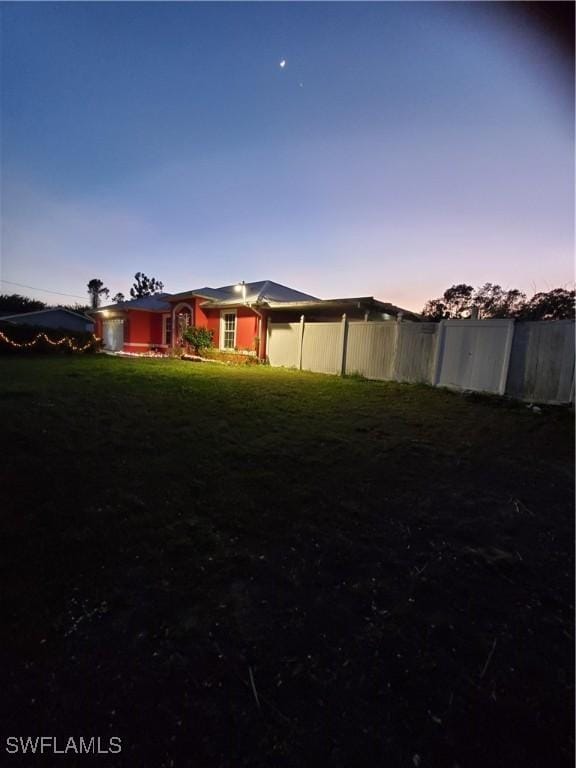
[
  {"x1": 0, "y1": 308, "x2": 95, "y2": 333},
  {"x1": 90, "y1": 279, "x2": 419, "y2": 358}
]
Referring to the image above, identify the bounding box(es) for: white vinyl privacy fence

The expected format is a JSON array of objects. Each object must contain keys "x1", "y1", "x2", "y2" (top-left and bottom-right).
[
  {"x1": 432, "y1": 320, "x2": 514, "y2": 395},
  {"x1": 505, "y1": 321, "x2": 575, "y2": 404},
  {"x1": 267, "y1": 317, "x2": 575, "y2": 405}
]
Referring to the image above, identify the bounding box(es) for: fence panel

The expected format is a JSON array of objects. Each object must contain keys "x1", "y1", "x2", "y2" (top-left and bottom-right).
[
  {"x1": 394, "y1": 322, "x2": 438, "y2": 383},
  {"x1": 267, "y1": 322, "x2": 299, "y2": 368},
  {"x1": 345, "y1": 322, "x2": 397, "y2": 380},
  {"x1": 268, "y1": 317, "x2": 574, "y2": 405},
  {"x1": 436, "y1": 320, "x2": 513, "y2": 395},
  {"x1": 506, "y1": 320, "x2": 575, "y2": 404},
  {"x1": 301, "y1": 323, "x2": 342, "y2": 375}
]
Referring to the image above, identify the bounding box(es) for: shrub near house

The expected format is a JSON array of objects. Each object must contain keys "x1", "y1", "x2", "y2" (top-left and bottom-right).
[
  {"x1": 181, "y1": 326, "x2": 260, "y2": 364},
  {"x1": 182, "y1": 326, "x2": 214, "y2": 355}
]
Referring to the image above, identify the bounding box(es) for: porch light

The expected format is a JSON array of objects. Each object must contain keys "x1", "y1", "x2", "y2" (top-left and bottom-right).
[{"x1": 234, "y1": 280, "x2": 247, "y2": 303}]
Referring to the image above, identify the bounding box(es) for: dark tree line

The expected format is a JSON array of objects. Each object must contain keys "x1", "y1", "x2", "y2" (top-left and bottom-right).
[
  {"x1": 422, "y1": 284, "x2": 575, "y2": 321},
  {"x1": 3, "y1": 277, "x2": 572, "y2": 322},
  {"x1": 0, "y1": 271, "x2": 167, "y2": 314},
  {"x1": 0, "y1": 294, "x2": 46, "y2": 314},
  {"x1": 0, "y1": 294, "x2": 91, "y2": 315}
]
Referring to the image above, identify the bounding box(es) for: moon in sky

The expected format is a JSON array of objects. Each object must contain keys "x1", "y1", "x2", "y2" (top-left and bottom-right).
[{"x1": 279, "y1": 59, "x2": 286, "y2": 69}]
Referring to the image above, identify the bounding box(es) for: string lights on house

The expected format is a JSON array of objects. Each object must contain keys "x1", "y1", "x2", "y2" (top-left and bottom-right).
[{"x1": 0, "y1": 330, "x2": 100, "y2": 352}]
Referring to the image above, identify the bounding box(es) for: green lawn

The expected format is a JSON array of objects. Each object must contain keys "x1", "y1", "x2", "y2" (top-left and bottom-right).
[{"x1": 0, "y1": 355, "x2": 573, "y2": 767}]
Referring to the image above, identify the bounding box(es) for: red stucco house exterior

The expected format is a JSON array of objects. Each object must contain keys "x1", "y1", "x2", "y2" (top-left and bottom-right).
[
  {"x1": 91, "y1": 279, "x2": 420, "y2": 358},
  {"x1": 91, "y1": 281, "x2": 316, "y2": 358}
]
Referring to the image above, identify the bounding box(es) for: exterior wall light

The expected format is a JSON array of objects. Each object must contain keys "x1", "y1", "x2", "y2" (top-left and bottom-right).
[{"x1": 235, "y1": 281, "x2": 247, "y2": 303}]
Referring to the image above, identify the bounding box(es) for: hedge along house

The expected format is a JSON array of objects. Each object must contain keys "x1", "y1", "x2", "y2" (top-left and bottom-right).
[{"x1": 91, "y1": 281, "x2": 319, "y2": 357}]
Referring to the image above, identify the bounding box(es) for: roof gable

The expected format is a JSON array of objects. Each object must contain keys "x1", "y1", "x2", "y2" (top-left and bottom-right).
[
  {"x1": 171, "y1": 280, "x2": 318, "y2": 306},
  {"x1": 96, "y1": 293, "x2": 173, "y2": 312}
]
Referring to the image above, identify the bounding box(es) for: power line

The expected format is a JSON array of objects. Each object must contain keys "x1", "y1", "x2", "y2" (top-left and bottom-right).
[{"x1": 0, "y1": 279, "x2": 88, "y2": 301}]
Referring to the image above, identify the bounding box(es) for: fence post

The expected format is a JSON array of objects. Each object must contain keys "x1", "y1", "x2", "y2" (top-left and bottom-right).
[
  {"x1": 298, "y1": 314, "x2": 305, "y2": 371},
  {"x1": 392, "y1": 313, "x2": 402, "y2": 381},
  {"x1": 498, "y1": 319, "x2": 515, "y2": 396},
  {"x1": 431, "y1": 321, "x2": 446, "y2": 386},
  {"x1": 340, "y1": 313, "x2": 348, "y2": 376}
]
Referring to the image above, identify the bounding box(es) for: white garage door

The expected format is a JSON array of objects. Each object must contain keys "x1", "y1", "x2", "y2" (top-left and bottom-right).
[{"x1": 103, "y1": 319, "x2": 124, "y2": 351}]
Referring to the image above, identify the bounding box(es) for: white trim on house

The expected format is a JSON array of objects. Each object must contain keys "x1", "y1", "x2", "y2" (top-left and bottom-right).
[
  {"x1": 173, "y1": 302, "x2": 194, "y2": 316},
  {"x1": 220, "y1": 308, "x2": 237, "y2": 350}
]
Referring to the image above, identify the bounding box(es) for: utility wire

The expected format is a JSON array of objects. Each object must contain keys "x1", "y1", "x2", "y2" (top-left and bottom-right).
[{"x1": 0, "y1": 279, "x2": 88, "y2": 301}]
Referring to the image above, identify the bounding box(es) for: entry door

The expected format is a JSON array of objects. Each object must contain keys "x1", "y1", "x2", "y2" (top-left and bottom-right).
[{"x1": 103, "y1": 319, "x2": 124, "y2": 351}]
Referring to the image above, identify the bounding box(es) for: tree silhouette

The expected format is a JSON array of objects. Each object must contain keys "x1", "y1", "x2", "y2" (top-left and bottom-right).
[
  {"x1": 130, "y1": 272, "x2": 164, "y2": 299},
  {"x1": 112, "y1": 292, "x2": 126, "y2": 304},
  {"x1": 422, "y1": 284, "x2": 474, "y2": 320},
  {"x1": 472, "y1": 283, "x2": 526, "y2": 319},
  {"x1": 422, "y1": 284, "x2": 574, "y2": 321},
  {"x1": 516, "y1": 288, "x2": 575, "y2": 320},
  {"x1": 87, "y1": 279, "x2": 110, "y2": 310}
]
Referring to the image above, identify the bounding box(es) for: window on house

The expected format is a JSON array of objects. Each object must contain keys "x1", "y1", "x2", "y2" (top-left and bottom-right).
[
  {"x1": 164, "y1": 317, "x2": 172, "y2": 346},
  {"x1": 222, "y1": 312, "x2": 236, "y2": 349}
]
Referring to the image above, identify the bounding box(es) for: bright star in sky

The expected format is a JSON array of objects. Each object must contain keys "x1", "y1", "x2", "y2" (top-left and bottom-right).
[{"x1": 279, "y1": 59, "x2": 286, "y2": 69}]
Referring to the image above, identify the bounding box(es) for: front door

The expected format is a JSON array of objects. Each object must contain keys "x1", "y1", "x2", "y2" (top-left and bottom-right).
[{"x1": 176, "y1": 310, "x2": 192, "y2": 345}]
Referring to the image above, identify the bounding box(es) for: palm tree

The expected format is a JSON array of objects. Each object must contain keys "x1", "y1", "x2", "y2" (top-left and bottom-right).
[{"x1": 87, "y1": 279, "x2": 110, "y2": 310}]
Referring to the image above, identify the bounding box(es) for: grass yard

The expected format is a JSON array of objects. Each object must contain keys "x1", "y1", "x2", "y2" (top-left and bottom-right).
[{"x1": 0, "y1": 355, "x2": 573, "y2": 767}]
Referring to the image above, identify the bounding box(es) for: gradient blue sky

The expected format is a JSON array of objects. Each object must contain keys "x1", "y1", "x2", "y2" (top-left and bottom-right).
[{"x1": 1, "y1": 2, "x2": 573, "y2": 311}]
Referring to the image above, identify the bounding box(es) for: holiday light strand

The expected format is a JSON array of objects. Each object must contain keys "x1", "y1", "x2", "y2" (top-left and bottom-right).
[{"x1": 0, "y1": 330, "x2": 100, "y2": 352}]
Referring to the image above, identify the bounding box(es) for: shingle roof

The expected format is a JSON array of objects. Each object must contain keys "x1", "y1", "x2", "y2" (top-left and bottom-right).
[
  {"x1": 89, "y1": 282, "x2": 418, "y2": 319},
  {"x1": 0, "y1": 307, "x2": 93, "y2": 321},
  {"x1": 170, "y1": 280, "x2": 318, "y2": 306},
  {"x1": 96, "y1": 293, "x2": 173, "y2": 312},
  {"x1": 264, "y1": 297, "x2": 422, "y2": 321}
]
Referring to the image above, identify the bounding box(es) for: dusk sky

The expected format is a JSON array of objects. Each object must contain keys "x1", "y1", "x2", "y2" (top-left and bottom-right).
[{"x1": 1, "y1": 2, "x2": 573, "y2": 311}]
